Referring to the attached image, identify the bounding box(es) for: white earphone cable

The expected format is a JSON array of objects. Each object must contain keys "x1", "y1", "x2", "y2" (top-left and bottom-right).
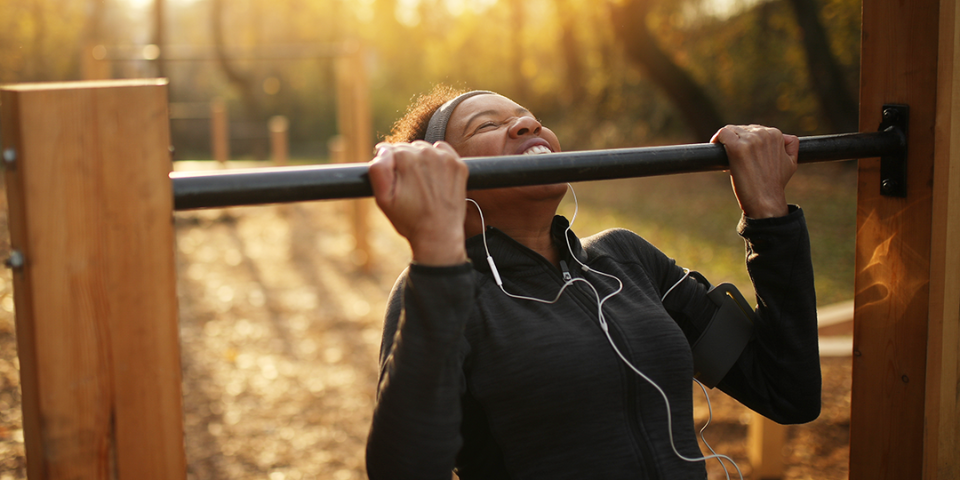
[{"x1": 466, "y1": 185, "x2": 742, "y2": 479}]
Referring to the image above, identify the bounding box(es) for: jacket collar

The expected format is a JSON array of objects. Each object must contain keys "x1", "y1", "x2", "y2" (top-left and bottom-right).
[{"x1": 466, "y1": 215, "x2": 586, "y2": 275}]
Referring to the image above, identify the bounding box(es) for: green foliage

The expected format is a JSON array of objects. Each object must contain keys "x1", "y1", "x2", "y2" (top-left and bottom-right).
[{"x1": 649, "y1": 0, "x2": 861, "y2": 135}]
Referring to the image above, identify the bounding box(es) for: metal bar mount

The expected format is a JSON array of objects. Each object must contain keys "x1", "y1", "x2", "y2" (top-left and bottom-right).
[
  {"x1": 878, "y1": 104, "x2": 909, "y2": 197},
  {"x1": 172, "y1": 129, "x2": 906, "y2": 211}
]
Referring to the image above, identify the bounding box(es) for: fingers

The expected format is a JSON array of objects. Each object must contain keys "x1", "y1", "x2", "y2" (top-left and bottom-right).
[
  {"x1": 369, "y1": 142, "x2": 464, "y2": 203},
  {"x1": 712, "y1": 124, "x2": 786, "y2": 148},
  {"x1": 367, "y1": 140, "x2": 470, "y2": 265},
  {"x1": 369, "y1": 145, "x2": 397, "y2": 204},
  {"x1": 712, "y1": 124, "x2": 798, "y2": 167},
  {"x1": 432, "y1": 140, "x2": 458, "y2": 156},
  {"x1": 710, "y1": 125, "x2": 739, "y2": 145},
  {"x1": 712, "y1": 125, "x2": 796, "y2": 219}
]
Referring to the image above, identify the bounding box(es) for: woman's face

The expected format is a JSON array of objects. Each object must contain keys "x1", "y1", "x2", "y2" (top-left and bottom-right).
[
  {"x1": 443, "y1": 94, "x2": 567, "y2": 209},
  {"x1": 443, "y1": 94, "x2": 561, "y2": 157}
]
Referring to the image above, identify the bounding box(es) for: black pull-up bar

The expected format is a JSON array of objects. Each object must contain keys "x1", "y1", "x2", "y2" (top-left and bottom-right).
[{"x1": 171, "y1": 129, "x2": 905, "y2": 211}]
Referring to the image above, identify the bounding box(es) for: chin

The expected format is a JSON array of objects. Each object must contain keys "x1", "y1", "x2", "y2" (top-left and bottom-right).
[{"x1": 516, "y1": 183, "x2": 568, "y2": 201}]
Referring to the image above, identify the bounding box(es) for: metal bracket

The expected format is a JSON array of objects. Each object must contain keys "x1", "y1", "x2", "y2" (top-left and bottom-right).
[{"x1": 878, "y1": 104, "x2": 909, "y2": 197}]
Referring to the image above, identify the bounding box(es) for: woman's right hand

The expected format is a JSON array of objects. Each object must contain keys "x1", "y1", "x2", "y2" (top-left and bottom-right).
[{"x1": 369, "y1": 141, "x2": 469, "y2": 266}]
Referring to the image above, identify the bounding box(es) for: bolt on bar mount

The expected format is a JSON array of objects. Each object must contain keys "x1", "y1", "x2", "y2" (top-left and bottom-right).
[{"x1": 172, "y1": 108, "x2": 909, "y2": 210}]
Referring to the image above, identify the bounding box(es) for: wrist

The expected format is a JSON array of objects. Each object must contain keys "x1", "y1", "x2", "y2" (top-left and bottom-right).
[
  {"x1": 410, "y1": 233, "x2": 467, "y2": 266},
  {"x1": 744, "y1": 207, "x2": 789, "y2": 219},
  {"x1": 742, "y1": 197, "x2": 789, "y2": 219}
]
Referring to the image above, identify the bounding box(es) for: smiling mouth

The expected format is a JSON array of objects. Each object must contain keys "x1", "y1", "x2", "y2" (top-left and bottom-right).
[{"x1": 521, "y1": 145, "x2": 552, "y2": 155}]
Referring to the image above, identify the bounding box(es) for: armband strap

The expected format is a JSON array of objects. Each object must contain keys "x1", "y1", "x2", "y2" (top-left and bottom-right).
[{"x1": 690, "y1": 282, "x2": 757, "y2": 388}]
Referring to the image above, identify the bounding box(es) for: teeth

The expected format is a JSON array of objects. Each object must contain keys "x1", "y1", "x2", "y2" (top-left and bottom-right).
[{"x1": 522, "y1": 145, "x2": 552, "y2": 155}]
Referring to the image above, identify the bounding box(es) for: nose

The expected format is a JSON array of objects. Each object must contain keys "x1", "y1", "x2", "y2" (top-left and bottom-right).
[{"x1": 509, "y1": 116, "x2": 542, "y2": 138}]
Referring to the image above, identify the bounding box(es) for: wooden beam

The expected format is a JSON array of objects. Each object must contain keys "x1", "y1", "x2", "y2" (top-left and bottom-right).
[
  {"x1": 211, "y1": 97, "x2": 230, "y2": 165},
  {"x1": 747, "y1": 412, "x2": 787, "y2": 480},
  {"x1": 851, "y1": 1, "x2": 957, "y2": 479},
  {"x1": 270, "y1": 115, "x2": 289, "y2": 166},
  {"x1": 1, "y1": 80, "x2": 185, "y2": 479},
  {"x1": 335, "y1": 42, "x2": 372, "y2": 271},
  {"x1": 924, "y1": 1, "x2": 960, "y2": 478}
]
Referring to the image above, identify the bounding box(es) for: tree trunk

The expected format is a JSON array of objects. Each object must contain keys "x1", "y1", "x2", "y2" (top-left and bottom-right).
[
  {"x1": 153, "y1": 0, "x2": 165, "y2": 78},
  {"x1": 210, "y1": 0, "x2": 263, "y2": 124},
  {"x1": 508, "y1": 0, "x2": 528, "y2": 101},
  {"x1": 211, "y1": 0, "x2": 266, "y2": 158},
  {"x1": 29, "y1": 0, "x2": 47, "y2": 80},
  {"x1": 609, "y1": 0, "x2": 725, "y2": 141},
  {"x1": 554, "y1": 0, "x2": 586, "y2": 106},
  {"x1": 786, "y1": 0, "x2": 858, "y2": 133}
]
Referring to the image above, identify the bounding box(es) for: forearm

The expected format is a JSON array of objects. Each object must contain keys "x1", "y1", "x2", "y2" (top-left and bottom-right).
[
  {"x1": 366, "y1": 263, "x2": 474, "y2": 479},
  {"x1": 719, "y1": 206, "x2": 821, "y2": 424}
]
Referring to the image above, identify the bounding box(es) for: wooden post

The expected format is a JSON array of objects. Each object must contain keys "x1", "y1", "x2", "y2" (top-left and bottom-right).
[
  {"x1": 851, "y1": 1, "x2": 960, "y2": 479},
  {"x1": 748, "y1": 413, "x2": 786, "y2": 480},
  {"x1": 328, "y1": 135, "x2": 345, "y2": 164},
  {"x1": 923, "y1": 0, "x2": 960, "y2": 478},
  {"x1": 335, "y1": 42, "x2": 372, "y2": 271},
  {"x1": 211, "y1": 97, "x2": 230, "y2": 165},
  {"x1": 81, "y1": 45, "x2": 111, "y2": 81},
  {"x1": 0, "y1": 80, "x2": 185, "y2": 479},
  {"x1": 270, "y1": 115, "x2": 289, "y2": 166}
]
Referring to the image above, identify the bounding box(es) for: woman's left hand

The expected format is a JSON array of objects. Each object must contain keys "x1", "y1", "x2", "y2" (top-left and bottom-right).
[{"x1": 711, "y1": 125, "x2": 799, "y2": 219}]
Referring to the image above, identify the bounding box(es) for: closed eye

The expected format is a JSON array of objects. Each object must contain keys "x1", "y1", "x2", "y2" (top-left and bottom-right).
[{"x1": 476, "y1": 122, "x2": 499, "y2": 132}]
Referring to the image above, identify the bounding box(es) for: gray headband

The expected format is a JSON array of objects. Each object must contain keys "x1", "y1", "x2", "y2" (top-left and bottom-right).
[{"x1": 423, "y1": 90, "x2": 495, "y2": 143}]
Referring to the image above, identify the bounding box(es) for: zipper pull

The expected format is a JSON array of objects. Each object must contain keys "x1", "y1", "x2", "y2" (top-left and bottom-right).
[{"x1": 559, "y1": 260, "x2": 573, "y2": 282}]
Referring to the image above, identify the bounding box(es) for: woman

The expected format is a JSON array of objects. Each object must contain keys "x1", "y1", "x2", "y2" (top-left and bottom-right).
[{"x1": 365, "y1": 86, "x2": 820, "y2": 479}]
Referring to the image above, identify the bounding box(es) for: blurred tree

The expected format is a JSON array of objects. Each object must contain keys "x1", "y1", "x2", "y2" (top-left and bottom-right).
[
  {"x1": 607, "y1": 0, "x2": 858, "y2": 139},
  {"x1": 81, "y1": 0, "x2": 108, "y2": 80},
  {"x1": 154, "y1": 0, "x2": 166, "y2": 78},
  {"x1": 210, "y1": 0, "x2": 265, "y2": 155},
  {"x1": 786, "y1": 0, "x2": 857, "y2": 133},
  {"x1": 28, "y1": 0, "x2": 48, "y2": 80},
  {"x1": 554, "y1": 0, "x2": 586, "y2": 106},
  {"x1": 609, "y1": 0, "x2": 725, "y2": 141},
  {"x1": 0, "y1": 0, "x2": 90, "y2": 82},
  {"x1": 0, "y1": 0, "x2": 859, "y2": 157},
  {"x1": 507, "y1": 0, "x2": 528, "y2": 101}
]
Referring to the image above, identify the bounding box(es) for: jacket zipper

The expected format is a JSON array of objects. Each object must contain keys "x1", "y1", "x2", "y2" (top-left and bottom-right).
[
  {"x1": 554, "y1": 259, "x2": 663, "y2": 480},
  {"x1": 559, "y1": 260, "x2": 573, "y2": 282}
]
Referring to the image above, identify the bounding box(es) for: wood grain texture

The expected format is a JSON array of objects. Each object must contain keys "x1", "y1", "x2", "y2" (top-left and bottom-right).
[
  {"x1": 851, "y1": 1, "x2": 943, "y2": 479},
  {"x1": 924, "y1": 1, "x2": 960, "y2": 478},
  {"x1": 1, "y1": 79, "x2": 185, "y2": 479}
]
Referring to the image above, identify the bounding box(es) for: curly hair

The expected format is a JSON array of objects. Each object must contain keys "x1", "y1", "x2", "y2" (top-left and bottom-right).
[{"x1": 384, "y1": 84, "x2": 470, "y2": 144}]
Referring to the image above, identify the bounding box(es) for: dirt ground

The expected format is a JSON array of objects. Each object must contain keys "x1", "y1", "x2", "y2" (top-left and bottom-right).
[{"x1": 0, "y1": 195, "x2": 851, "y2": 480}]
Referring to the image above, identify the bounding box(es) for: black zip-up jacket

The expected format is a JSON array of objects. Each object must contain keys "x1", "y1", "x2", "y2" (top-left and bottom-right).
[{"x1": 367, "y1": 207, "x2": 820, "y2": 479}]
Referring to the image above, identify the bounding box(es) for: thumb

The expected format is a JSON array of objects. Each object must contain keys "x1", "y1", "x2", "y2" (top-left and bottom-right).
[
  {"x1": 783, "y1": 134, "x2": 800, "y2": 161},
  {"x1": 368, "y1": 146, "x2": 397, "y2": 204}
]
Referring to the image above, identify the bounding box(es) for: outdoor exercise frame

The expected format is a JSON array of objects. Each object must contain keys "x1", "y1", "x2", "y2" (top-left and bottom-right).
[{"x1": 1, "y1": 0, "x2": 957, "y2": 478}]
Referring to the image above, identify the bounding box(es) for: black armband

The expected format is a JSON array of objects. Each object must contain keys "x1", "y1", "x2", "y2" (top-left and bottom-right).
[{"x1": 688, "y1": 273, "x2": 757, "y2": 388}]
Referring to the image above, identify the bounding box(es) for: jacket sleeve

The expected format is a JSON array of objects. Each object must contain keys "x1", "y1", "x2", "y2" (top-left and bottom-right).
[
  {"x1": 660, "y1": 205, "x2": 821, "y2": 424},
  {"x1": 365, "y1": 262, "x2": 475, "y2": 479}
]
